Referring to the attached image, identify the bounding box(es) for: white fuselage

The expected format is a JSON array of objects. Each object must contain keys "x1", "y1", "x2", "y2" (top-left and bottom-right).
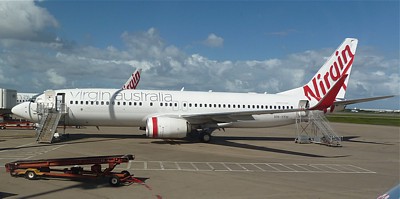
[{"x1": 23, "y1": 88, "x2": 302, "y2": 128}]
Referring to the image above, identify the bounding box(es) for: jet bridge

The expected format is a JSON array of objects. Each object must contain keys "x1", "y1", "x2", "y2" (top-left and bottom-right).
[
  {"x1": 35, "y1": 90, "x2": 68, "y2": 143},
  {"x1": 0, "y1": 88, "x2": 17, "y2": 115}
]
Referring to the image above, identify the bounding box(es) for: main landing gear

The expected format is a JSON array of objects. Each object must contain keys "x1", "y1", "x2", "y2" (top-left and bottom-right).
[
  {"x1": 199, "y1": 132, "x2": 212, "y2": 143},
  {"x1": 197, "y1": 128, "x2": 216, "y2": 143}
]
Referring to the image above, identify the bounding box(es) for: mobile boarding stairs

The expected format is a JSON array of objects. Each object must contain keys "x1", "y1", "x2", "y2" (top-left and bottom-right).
[
  {"x1": 35, "y1": 90, "x2": 68, "y2": 143},
  {"x1": 295, "y1": 109, "x2": 342, "y2": 147}
]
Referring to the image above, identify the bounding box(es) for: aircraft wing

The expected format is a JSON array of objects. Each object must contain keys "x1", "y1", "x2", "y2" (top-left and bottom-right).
[{"x1": 180, "y1": 108, "x2": 306, "y2": 124}]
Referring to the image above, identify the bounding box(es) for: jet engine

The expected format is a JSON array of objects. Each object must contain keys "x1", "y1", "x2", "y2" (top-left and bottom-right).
[{"x1": 146, "y1": 117, "x2": 191, "y2": 139}]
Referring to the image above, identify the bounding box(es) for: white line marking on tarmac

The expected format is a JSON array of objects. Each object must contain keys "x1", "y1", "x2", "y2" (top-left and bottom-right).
[{"x1": 127, "y1": 161, "x2": 376, "y2": 174}]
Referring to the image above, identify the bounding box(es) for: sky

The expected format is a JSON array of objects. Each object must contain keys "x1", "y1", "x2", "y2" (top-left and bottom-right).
[{"x1": 0, "y1": 0, "x2": 399, "y2": 109}]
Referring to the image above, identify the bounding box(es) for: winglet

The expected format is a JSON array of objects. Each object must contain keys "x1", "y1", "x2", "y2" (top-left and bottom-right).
[
  {"x1": 122, "y1": 68, "x2": 142, "y2": 89},
  {"x1": 310, "y1": 74, "x2": 348, "y2": 111}
]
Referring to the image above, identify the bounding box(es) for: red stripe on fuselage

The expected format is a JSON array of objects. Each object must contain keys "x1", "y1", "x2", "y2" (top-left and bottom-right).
[{"x1": 152, "y1": 117, "x2": 158, "y2": 138}]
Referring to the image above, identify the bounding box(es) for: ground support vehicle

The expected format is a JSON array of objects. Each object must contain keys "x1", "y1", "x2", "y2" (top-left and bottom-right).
[
  {"x1": 5, "y1": 154, "x2": 135, "y2": 186},
  {"x1": 0, "y1": 120, "x2": 36, "y2": 130}
]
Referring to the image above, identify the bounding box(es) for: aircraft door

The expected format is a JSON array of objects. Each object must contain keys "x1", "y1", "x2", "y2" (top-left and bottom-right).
[
  {"x1": 56, "y1": 93, "x2": 65, "y2": 112},
  {"x1": 181, "y1": 101, "x2": 188, "y2": 111},
  {"x1": 297, "y1": 100, "x2": 310, "y2": 117},
  {"x1": 44, "y1": 90, "x2": 56, "y2": 109},
  {"x1": 172, "y1": 101, "x2": 179, "y2": 111}
]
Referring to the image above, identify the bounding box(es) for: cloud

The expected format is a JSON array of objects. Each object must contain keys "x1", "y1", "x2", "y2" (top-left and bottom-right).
[
  {"x1": 269, "y1": 29, "x2": 298, "y2": 37},
  {"x1": 0, "y1": 25, "x2": 397, "y2": 108},
  {"x1": 46, "y1": 69, "x2": 66, "y2": 85},
  {"x1": 0, "y1": 0, "x2": 58, "y2": 41},
  {"x1": 203, "y1": 33, "x2": 224, "y2": 48}
]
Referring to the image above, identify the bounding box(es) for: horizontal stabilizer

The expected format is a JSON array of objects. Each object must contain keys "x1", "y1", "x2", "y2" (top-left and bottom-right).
[{"x1": 334, "y1": 95, "x2": 395, "y2": 106}]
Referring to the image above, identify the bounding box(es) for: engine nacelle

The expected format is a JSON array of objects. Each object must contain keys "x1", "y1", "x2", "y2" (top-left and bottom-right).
[{"x1": 146, "y1": 117, "x2": 191, "y2": 139}]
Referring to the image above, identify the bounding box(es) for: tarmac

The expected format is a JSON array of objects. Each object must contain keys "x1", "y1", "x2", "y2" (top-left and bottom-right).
[{"x1": 0, "y1": 123, "x2": 398, "y2": 199}]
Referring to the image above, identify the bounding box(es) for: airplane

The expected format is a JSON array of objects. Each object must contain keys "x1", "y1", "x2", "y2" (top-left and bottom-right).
[
  {"x1": 16, "y1": 92, "x2": 38, "y2": 104},
  {"x1": 15, "y1": 68, "x2": 142, "y2": 105},
  {"x1": 11, "y1": 38, "x2": 393, "y2": 142}
]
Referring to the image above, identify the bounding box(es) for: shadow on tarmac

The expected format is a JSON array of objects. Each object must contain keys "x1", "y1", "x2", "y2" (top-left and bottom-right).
[
  {"x1": 12, "y1": 176, "x2": 151, "y2": 199},
  {"x1": 0, "y1": 133, "x2": 146, "y2": 152},
  {"x1": 152, "y1": 135, "x2": 349, "y2": 158},
  {"x1": 1, "y1": 132, "x2": 390, "y2": 158},
  {"x1": 342, "y1": 136, "x2": 394, "y2": 145}
]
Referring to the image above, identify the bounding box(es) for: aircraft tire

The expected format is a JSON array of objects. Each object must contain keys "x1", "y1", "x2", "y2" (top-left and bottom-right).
[{"x1": 200, "y1": 132, "x2": 212, "y2": 143}]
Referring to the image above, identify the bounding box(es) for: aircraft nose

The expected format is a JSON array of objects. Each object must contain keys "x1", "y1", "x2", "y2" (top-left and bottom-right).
[{"x1": 11, "y1": 102, "x2": 31, "y2": 119}]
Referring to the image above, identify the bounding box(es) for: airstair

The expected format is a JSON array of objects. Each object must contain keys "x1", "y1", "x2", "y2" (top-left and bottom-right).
[
  {"x1": 35, "y1": 90, "x2": 68, "y2": 143},
  {"x1": 295, "y1": 111, "x2": 342, "y2": 147}
]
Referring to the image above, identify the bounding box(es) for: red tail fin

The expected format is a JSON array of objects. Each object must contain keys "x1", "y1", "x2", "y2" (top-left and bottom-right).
[{"x1": 310, "y1": 74, "x2": 348, "y2": 111}]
